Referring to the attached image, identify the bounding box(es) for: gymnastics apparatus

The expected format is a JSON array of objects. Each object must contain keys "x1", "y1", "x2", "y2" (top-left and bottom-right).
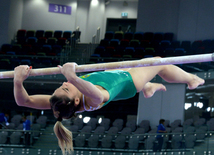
[
  {"x1": 0, "y1": 53, "x2": 214, "y2": 155},
  {"x1": 0, "y1": 53, "x2": 213, "y2": 79}
]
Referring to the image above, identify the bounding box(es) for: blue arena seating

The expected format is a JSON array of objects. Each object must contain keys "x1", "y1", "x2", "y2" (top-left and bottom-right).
[
  {"x1": 154, "y1": 32, "x2": 164, "y2": 42},
  {"x1": 124, "y1": 32, "x2": 134, "y2": 41},
  {"x1": 63, "y1": 31, "x2": 72, "y2": 39},
  {"x1": 104, "y1": 31, "x2": 114, "y2": 40},
  {"x1": 53, "y1": 30, "x2": 63, "y2": 39},
  {"x1": 26, "y1": 30, "x2": 35, "y2": 38},
  {"x1": 133, "y1": 32, "x2": 144, "y2": 41},
  {"x1": 35, "y1": 30, "x2": 45, "y2": 38}
]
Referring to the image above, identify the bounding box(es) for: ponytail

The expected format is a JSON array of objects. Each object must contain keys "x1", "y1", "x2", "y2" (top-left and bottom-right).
[
  {"x1": 54, "y1": 121, "x2": 73, "y2": 155},
  {"x1": 50, "y1": 95, "x2": 82, "y2": 154}
]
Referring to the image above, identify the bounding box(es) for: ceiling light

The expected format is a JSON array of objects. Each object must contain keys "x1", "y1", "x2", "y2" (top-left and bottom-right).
[{"x1": 91, "y1": 0, "x2": 98, "y2": 6}]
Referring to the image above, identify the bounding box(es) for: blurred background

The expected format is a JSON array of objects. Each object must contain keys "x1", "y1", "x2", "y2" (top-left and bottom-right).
[{"x1": 1, "y1": 0, "x2": 214, "y2": 154}]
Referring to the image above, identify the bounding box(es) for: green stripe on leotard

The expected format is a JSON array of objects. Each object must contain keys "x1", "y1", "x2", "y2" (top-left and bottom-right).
[{"x1": 79, "y1": 70, "x2": 137, "y2": 107}]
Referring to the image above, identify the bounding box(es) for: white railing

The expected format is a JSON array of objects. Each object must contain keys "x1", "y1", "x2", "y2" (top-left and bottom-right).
[
  {"x1": 96, "y1": 27, "x2": 101, "y2": 44},
  {"x1": 92, "y1": 34, "x2": 96, "y2": 44}
]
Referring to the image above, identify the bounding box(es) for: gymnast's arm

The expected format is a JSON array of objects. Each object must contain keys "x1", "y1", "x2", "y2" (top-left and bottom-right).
[
  {"x1": 59, "y1": 63, "x2": 106, "y2": 106},
  {"x1": 13, "y1": 65, "x2": 51, "y2": 110}
]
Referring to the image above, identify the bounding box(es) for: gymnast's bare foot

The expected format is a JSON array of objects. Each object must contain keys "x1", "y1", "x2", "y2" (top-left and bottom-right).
[
  {"x1": 187, "y1": 74, "x2": 205, "y2": 90},
  {"x1": 142, "y1": 82, "x2": 167, "y2": 98}
]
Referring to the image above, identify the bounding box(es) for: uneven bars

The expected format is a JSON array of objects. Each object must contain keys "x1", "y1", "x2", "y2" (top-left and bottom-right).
[{"x1": 0, "y1": 53, "x2": 214, "y2": 79}]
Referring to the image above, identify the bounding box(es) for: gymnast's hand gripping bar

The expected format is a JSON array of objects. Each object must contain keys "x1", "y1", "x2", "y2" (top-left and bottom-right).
[{"x1": 0, "y1": 53, "x2": 214, "y2": 79}]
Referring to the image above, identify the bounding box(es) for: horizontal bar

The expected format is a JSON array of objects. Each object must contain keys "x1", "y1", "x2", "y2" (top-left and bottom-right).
[{"x1": 0, "y1": 53, "x2": 213, "y2": 79}]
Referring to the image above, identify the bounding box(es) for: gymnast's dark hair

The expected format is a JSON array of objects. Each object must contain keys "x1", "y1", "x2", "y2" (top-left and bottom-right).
[{"x1": 49, "y1": 95, "x2": 81, "y2": 155}]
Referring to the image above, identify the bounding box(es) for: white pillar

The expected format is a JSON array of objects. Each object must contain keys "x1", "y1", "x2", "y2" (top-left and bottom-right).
[{"x1": 86, "y1": 0, "x2": 105, "y2": 43}]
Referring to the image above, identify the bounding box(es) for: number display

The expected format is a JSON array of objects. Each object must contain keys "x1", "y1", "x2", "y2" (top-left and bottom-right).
[{"x1": 49, "y1": 3, "x2": 71, "y2": 15}]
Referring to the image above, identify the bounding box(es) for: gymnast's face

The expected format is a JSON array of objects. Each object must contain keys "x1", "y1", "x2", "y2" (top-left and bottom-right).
[{"x1": 53, "y1": 82, "x2": 78, "y2": 99}]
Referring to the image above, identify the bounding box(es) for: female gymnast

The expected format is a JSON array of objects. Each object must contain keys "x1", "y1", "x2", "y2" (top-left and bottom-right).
[{"x1": 13, "y1": 61, "x2": 204, "y2": 155}]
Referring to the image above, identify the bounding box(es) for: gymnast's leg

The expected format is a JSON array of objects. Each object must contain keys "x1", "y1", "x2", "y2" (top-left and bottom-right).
[
  {"x1": 142, "y1": 82, "x2": 166, "y2": 98},
  {"x1": 128, "y1": 60, "x2": 204, "y2": 93},
  {"x1": 105, "y1": 66, "x2": 167, "y2": 98}
]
